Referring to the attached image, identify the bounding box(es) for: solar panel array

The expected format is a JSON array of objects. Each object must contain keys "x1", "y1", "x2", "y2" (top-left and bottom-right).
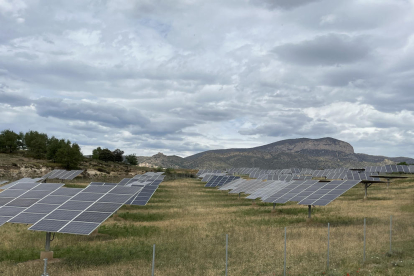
[
  {"x1": 364, "y1": 165, "x2": 413, "y2": 173},
  {"x1": 0, "y1": 183, "x2": 64, "y2": 226},
  {"x1": 345, "y1": 172, "x2": 380, "y2": 181},
  {"x1": 42, "y1": 170, "x2": 84, "y2": 180},
  {"x1": 199, "y1": 167, "x2": 371, "y2": 207},
  {"x1": 29, "y1": 185, "x2": 142, "y2": 235},
  {"x1": 8, "y1": 187, "x2": 82, "y2": 225},
  {"x1": 0, "y1": 178, "x2": 43, "y2": 190},
  {"x1": 205, "y1": 176, "x2": 240, "y2": 187},
  {"x1": 196, "y1": 169, "x2": 223, "y2": 176},
  {"x1": 90, "y1": 172, "x2": 165, "y2": 206},
  {"x1": 0, "y1": 181, "x2": 8, "y2": 185}
]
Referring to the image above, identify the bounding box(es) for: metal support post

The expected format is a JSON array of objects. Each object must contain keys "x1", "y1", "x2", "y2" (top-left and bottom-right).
[
  {"x1": 387, "y1": 178, "x2": 390, "y2": 189},
  {"x1": 152, "y1": 244, "x2": 155, "y2": 276},
  {"x1": 363, "y1": 218, "x2": 366, "y2": 263},
  {"x1": 45, "y1": 232, "x2": 51, "y2": 251},
  {"x1": 327, "y1": 223, "x2": 330, "y2": 272},
  {"x1": 225, "y1": 234, "x2": 228, "y2": 276},
  {"x1": 308, "y1": 205, "x2": 312, "y2": 219},
  {"x1": 390, "y1": 216, "x2": 392, "y2": 254},
  {"x1": 284, "y1": 227, "x2": 287, "y2": 276},
  {"x1": 273, "y1": 203, "x2": 276, "y2": 211},
  {"x1": 364, "y1": 183, "x2": 368, "y2": 198},
  {"x1": 238, "y1": 193, "x2": 240, "y2": 199},
  {"x1": 41, "y1": 258, "x2": 49, "y2": 276}
]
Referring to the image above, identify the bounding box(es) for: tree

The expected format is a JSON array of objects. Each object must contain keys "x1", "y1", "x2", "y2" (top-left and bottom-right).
[
  {"x1": 99, "y1": 148, "x2": 114, "y2": 162},
  {"x1": 125, "y1": 154, "x2": 138, "y2": 165},
  {"x1": 55, "y1": 141, "x2": 83, "y2": 169},
  {"x1": 112, "y1": 149, "x2": 124, "y2": 162},
  {"x1": 397, "y1": 162, "x2": 408, "y2": 165},
  {"x1": 0, "y1": 130, "x2": 20, "y2": 153},
  {"x1": 92, "y1": 147, "x2": 102, "y2": 160},
  {"x1": 47, "y1": 137, "x2": 66, "y2": 162},
  {"x1": 25, "y1": 130, "x2": 48, "y2": 159}
]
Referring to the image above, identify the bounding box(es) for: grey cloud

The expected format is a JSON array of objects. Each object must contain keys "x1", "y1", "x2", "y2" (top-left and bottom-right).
[
  {"x1": 0, "y1": 89, "x2": 32, "y2": 107},
  {"x1": 272, "y1": 34, "x2": 371, "y2": 66},
  {"x1": 35, "y1": 98, "x2": 150, "y2": 128},
  {"x1": 239, "y1": 113, "x2": 336, "y2": 137},
  {"x1": 250, "y1": 0, "x2": 320, "y2": 10}
]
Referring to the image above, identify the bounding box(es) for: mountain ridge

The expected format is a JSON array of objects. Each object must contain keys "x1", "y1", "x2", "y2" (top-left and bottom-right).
[{"x1": 136, "y1": 137, "x2": 414, "y2": 169}]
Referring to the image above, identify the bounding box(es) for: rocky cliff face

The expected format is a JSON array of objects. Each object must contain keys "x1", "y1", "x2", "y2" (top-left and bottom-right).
[
  {"x1": 254, "y1": 138, "x2": 354, "y2": 154},
  {"x1": 135, "y1": 137, "x2": 414, "y2": 169}
]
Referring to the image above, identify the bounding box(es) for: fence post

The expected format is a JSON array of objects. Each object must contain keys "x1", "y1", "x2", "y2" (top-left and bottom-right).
[
  {"x1": 152, "y1": 244, "x2": 155, "y2": 276},
  {"x1": 327, "y1": 223, "x2": 330, "y2": 272},
  {"x1": 389, "y1": 215, "x2": 392, "y2": 254},
  {"x1": 363, "y1": 218, "x2": 366, "y2": 263},
  {"x1": 225, "y1": 234, "x2": 228, "y2": 276},
  {"x1": 284, "y1": 227, "x2": 287, "y2": 276}
]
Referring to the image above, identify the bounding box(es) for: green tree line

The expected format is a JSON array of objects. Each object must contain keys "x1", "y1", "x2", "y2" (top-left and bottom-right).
[
  {"x1": 0, "y1": 129, "x2": 138, "y2": 167},
  {"x1": 91, "y1": 147, "x2": 137, "y2": 165},
  {"x1": 0, "y1": 129, "x2": 82, "y2": 169}
]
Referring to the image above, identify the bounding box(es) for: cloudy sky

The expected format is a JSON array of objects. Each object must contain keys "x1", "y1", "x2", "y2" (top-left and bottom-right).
[{"x1": 1, "y1": 0, "x2": 414, "y2": 158}]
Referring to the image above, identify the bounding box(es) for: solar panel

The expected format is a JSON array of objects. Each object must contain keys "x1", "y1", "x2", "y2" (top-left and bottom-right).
[
  {"x1": 42, "y1": 170, "x2": 84, "y2": 180},
  {"x1": 344, "y1": 171, "x2": 380, "y2": 181},
  {"x1": 29, "y1": 185, "x2": 141, "y2": 235},
  {"x1": 262, "y1": 180, "x2": 307, "y2": 203},
  {"x1": 0, "y1": 181, "x2": 8, "y2": 186},
  {"x1": 0, "y1": 183, "x2": 64, "y2": 226},
  {"x1": 298, "y1": 180, "x2": 360, "y2": 206}
]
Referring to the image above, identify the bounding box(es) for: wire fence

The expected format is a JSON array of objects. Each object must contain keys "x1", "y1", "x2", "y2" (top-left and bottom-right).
[{"x1": 34, "y1": 214, "x2": 411, "y2": 275}]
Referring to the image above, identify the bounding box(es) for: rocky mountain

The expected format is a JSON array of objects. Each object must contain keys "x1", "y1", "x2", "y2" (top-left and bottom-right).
[{"x1": 136, "y1": 137, "x2": 414, "y2": 169}]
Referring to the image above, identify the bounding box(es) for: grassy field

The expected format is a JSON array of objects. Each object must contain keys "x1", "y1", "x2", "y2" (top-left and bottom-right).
[{"x1": 1, "y1": 176, "x2": 414, "y2": 275}]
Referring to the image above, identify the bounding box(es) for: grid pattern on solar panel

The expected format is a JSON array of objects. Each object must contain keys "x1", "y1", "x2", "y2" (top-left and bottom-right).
[
  {"x1": 228, "y1": 180, "x2": 263, "y2": 194},
  {"x1": 344, "y1": 172, "x2": 380, "y2": 181},
  {"x1": 218, "y1": 179, "x2": 247, "y2": 191},
  {"x1": 261, "y1": 182, "x2": 296, "y2": 201},
  {"x1": 298, "y1": 180, "x2": 360, "y2": 206},
  {"x1": 262, "y1": 180, "x2": 307, "y2": 203},
  {"x1": 0, "y1": 183, "x2": 64, "y2": 226},
  {"x1": 126, "y1": 185, "x2": 158, "y2": 206},
  {"x1": 271, "y1": 180, "x2": 320, "y2": 204},
  {"x1": 29, "y1": 185, "x2": 141, "y2": 235},
  {"x1": 205, "y1": 176, "x2": 239, "y2": 188},
  {"x1": 0, "y1": 178, "x2": 44, "y2": 190}
]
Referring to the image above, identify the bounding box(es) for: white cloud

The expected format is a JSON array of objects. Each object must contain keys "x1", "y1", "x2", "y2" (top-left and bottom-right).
[{"x1": 0, "y1": 0, "x2": 413, "y2": 158}]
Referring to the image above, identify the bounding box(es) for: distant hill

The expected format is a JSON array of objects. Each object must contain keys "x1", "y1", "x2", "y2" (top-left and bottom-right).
[{"x1": 136, "y1": 137, "x2": 414, "y2": 169}]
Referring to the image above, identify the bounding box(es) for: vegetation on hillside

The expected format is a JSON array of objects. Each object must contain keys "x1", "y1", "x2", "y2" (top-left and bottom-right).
[{"x1": 0, "y1": 129, "x2": 139, "y2": 169}]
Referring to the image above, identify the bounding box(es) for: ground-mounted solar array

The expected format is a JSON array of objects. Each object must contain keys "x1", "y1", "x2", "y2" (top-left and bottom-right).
[
  {"x1": 29, "y1": 185, "x2": 142, "y2": 235},
  {"x1": 42, "y1": 169, "x2": 84, "y2": 180},
  {"x1": 198, "y1": 164, "x2": 414, "y2": 212},
  {"x1": 0, "y1": 171, "x2": 165, "y2": 236}
]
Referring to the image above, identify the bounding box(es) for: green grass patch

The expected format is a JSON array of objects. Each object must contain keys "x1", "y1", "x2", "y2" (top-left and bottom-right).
[
  {"x1": 118, "y1": 211, "x2": 166, "y2": 222},
  {"x1": 0, "y1": 247, "x2": 39, "y2": 263},
  {"x1": 98, "y1": 224, "x2": 159, "y2": 238},
  {"x1": 401, "y1": 203, "x2": 414, "y2": 213},
  {"x1": 58, "y1": 241, "x2": 153, "y2": 267}
]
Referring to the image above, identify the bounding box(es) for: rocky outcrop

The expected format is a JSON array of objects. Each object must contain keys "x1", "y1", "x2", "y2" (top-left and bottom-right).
[{"x1": 135, "y1": 137, "x2": 414, "y2": 170}]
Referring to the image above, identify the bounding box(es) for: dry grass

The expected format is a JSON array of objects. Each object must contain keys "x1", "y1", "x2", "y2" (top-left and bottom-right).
[{"x1": 1, "y1": 176, "x2": 414, "y2": 275}]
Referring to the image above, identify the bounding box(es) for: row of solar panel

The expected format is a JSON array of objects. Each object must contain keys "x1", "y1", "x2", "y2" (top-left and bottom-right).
[
  {"x1": 217, "y1": 178, "x2": 361, "y2": 206},
  {"x1": 42, "y1": 170, "x2": 84, "y2": 180},
  {"x1": 0, "y1": 182, "x2": 142, "y2": 234},
  {"x1": 223, "y1": 165, "x2": 414, "y2": 179}
]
